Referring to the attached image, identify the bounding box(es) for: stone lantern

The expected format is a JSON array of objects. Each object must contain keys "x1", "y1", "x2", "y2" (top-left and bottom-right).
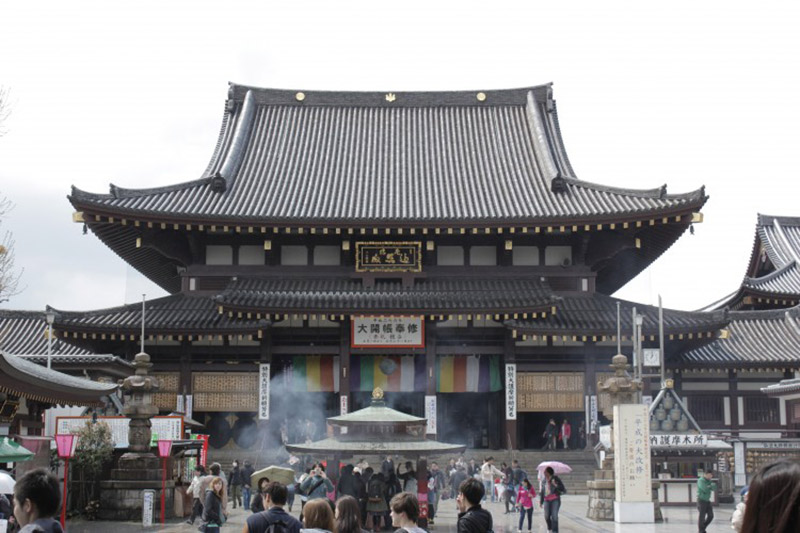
[{"x1": 120, "y1": 351, "x2": 160, "y2": 455}]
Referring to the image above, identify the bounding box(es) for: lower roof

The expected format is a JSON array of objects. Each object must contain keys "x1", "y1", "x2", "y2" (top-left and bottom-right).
[
  {"x1": 678, "y1": 307, "x2": 800, "y2": 369},
  {"x1": 506, "y1": 294, "x2": 728, "y2": 338},
  {"x1": 217, "y1": 276, "x2": 558, "y2": 316},
  {"x1": 0, "y1": 350, "x2": 118, "y2": 406}
]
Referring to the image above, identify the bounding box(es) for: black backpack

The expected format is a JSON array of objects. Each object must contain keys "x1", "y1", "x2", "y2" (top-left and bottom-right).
[{"x1": 247, "y1": 513, "x2": 288, "y2": 533}]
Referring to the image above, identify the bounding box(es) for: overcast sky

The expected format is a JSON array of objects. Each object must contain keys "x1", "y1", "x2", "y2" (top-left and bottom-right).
[{"x1": 1, "y1": 1, "x2": 799, "y2": 314}]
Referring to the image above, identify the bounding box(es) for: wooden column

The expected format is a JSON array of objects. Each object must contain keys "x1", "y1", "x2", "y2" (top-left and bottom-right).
[
  {"x1": 504, "y1": 329, "x2": 517, "y2": 450},
  {"x1": 179, "y1": 340, "x2": 192, "y2": 397},
  {"x1": 340, "y1": 321, "x2": 351, "y2": 415},
  {"x1": 728, "y1": 370, "x2": 739, "y2": 435}
]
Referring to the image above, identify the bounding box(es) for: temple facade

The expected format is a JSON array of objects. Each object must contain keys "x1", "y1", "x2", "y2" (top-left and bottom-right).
[{"x1": 51, "y1": 83, "x2": 739, "y2": 453}]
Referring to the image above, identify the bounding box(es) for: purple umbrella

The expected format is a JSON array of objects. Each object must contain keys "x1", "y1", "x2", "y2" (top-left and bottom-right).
[{"x1": 537, "y1": 461, "x2": 572, "y2": 475}]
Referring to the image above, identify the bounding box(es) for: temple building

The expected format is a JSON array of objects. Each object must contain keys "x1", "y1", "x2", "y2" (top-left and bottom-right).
[{"x1": 53, "y1": 83, "x2": 731, "y2": 453}]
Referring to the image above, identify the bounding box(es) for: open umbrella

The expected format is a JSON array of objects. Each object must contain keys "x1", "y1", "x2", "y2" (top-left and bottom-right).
[
  {"x1": 251, "y1": 465, "x2": 295, "y2": 487},
  {"x1": 536, "y1": 461, "x2": 572, "y2": 475},
  {"x1": 0, "y1": 471, "x2": 15, "y2": 493}
]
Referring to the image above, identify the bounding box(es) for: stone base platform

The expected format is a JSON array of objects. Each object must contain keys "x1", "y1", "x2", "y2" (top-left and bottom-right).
[{"x1": 98, "y1": 453, "x2": 175, "y2": 521}]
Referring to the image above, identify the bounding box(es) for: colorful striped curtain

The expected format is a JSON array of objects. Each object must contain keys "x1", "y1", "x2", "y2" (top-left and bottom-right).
[
  {"x1": 287, "y1": 356, "x2": 340, "y2": 392},
  {"x1": 437, "y1": 355, "x2": 502, "y2": 393},
  {"x1": 350, "y1": 355, "x2": 426, "y2": 392}
]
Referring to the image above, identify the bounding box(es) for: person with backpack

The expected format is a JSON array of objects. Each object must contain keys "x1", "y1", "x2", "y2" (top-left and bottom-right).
[
  {"x1": 366, "y1": 472, "x2": 388, "y2": 533},
  {"x1": 456, "y1": 478, "x2": 493, "y2": 533},
  {"x1": 388, "y1": 492, "x2": 426, "y2": 533},
  {"x1": 243, "y1": 481, "x2": 302, "y2": 533},
  {"x1": 539, "y1": 467, "x2": 566, "y2": 533},
  {"x1": 300, "y1": 464, "x2": 334, "y2": 502}
]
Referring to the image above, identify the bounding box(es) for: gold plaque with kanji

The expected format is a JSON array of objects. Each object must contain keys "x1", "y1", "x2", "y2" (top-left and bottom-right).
[{"x1": 355, "y1": 242, "x2": 422, "y2": 272}]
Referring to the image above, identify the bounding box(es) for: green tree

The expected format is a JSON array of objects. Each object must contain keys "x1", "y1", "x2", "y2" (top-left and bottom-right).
[{"x1": 71, "y1": 421, "x2": 114, "y2": 515}]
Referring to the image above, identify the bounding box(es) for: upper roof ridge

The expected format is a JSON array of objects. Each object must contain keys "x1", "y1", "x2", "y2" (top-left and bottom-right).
[{"x1": 225, "y1": 82, "x2": 555, "y2": 107}]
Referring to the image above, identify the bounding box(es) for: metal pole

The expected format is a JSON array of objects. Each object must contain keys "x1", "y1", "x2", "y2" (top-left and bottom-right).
[
  {"x1": 659, "y1": 295, "x2": 665, "y2": 387},
  {"x1": 631, "y1": 307, "x2": 637, "y2": 378},
  {"x1": 61, "y1": 457, "x2": 69, "y2": 528},
  {"x1": 161, "y1": 457, "x2": 166, "y2": 525},
  {"x1": 46, "y1": 324, "x2": 52, "y2": 370},
  {"x1": 141, "y1": 294, "x2": 146, "y2": 353},
  {"x1": 616, "y1": 302, "x2": 621, "y2": 354}
]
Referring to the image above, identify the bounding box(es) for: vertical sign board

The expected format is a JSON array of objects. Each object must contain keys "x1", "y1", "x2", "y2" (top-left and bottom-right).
[
  {"x1": 142, "y1": 489, "x2": 155, "y2": 527},
  {"x1": 195, "y1": 434, "x2": 209, "y2": 467},
  {"x1": 613, "y1": 404, "x2": 652, "y2": 503},
  {"x1": 590, "y1": 395, "x2": 598, "y2": 434},
  {"x1": 340, "y1": 395, "x2": 349, "y2": 434},
  {"x1": 425, "y1": 396, "x2": 437, "y2": 434},
  {"x1": 186, "y1": 394, "x2": 193, "y2": 420},
  {"x1": 259, "y1": 364, "x2": 270, "y2": 420},
  {"x1": 734, "y1": 441, "x2": 746, "y2": 486},
  {"x1": 505, "y1": 364, "x2": 517, "y2": 420},
  {"x1": 176, "y1": 394, "x2": 184, "y2": 413}
]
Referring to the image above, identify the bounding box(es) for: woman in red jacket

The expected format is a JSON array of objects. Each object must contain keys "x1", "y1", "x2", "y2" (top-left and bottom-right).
[{"x1": 515, "y1": 478, "x2": 536, "y2": 533}]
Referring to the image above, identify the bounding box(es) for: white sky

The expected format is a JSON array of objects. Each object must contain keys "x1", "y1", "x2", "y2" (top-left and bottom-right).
[{"x1": 1, "y1": 0, "x2": 799, "y2": 313}]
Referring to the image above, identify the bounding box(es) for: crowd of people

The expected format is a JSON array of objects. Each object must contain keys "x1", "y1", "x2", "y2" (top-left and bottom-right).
[{"x1": 6, "y1": 453, "x2": 800, "y2": 532}]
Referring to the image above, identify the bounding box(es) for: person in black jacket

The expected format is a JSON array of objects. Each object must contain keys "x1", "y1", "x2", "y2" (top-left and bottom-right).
[
  {"x1": 456, "y1": 478, "x2": 493, "y2": 533},
  {"x1": 201, "y1": 477, "x2": 224, "y2": 533},
  {"x1": 539, "y1": 467, "x2": 566, "y2": 533},
  {"x1": 229, "y1": 460, "x2": 243, "y2": 509}
]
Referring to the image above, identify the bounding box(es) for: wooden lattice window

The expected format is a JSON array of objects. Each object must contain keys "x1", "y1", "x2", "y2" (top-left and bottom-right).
[
  {"x1": 152, "y1": 373, "x2": 180, "y2": 411},
  {"x1": 690, "y1": 396, "x2": 724, "y2": 423},
  {"x1": 744, "y1": 397, "x2": 779, "y2": 424}
]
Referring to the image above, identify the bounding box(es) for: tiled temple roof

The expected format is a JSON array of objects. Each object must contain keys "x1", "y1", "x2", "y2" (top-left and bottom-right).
[
  {"x1": 679, "y1": 307, "x2": 800, "y2": 369},
  {"x1": 719, "y1": 215, "x2": 800, "y2": 309},
  {"x1": 506, "y1": 294, "x2": 728, "y2": 338},
  {"x1": 0, "y1": 350, "x2": 118, "y2": 407},
  {"x1": 217, "y1": 276, "x2": 558, "y2": 316},
  {"x1": 52, "y1": 293, "x2": 269, "y2": 336},
  {"x1": 70, "y1": 84, "x2": 706, "y2": 226},
  {"x1": 0, "y1": 310, "x2": 93, "y2": 356}
]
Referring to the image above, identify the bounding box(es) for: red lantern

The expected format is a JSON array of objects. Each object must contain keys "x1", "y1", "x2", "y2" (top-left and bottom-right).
[
  {"x1": 55, "y1": 434, "x2": 77, "y2": 529},
  {"x1": 157, "y1": 439, "x2": 173, "y2": 525}
]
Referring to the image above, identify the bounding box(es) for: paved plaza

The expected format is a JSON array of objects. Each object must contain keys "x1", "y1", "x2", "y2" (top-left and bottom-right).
[{"x1": 63, "y1": 496, "x2": 736, "y2": 533}]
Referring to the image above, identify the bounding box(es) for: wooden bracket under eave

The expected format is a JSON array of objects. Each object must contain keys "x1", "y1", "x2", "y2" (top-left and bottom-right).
[
  {"x1": 691, "y1": 212, "x2": 704, "y2": 223},
  {"x1": 72, "y1": 211, "x2": 85, "y2": 223}
]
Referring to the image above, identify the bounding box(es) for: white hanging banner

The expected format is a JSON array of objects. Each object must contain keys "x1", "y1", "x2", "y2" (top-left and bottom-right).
[
  {"x1": 425, "y1": 395, "x2": 437, "y2": 434},
  {"x1": 505, "y1": 364, "x2": 517, "y2": 420},
  {"x1": 259, "y1": 364, "x2": 271, "y2": 420},
  {"x1": 340, "y1": 394, "x2": 348, "y2": 416},
  {"x1": 186, "y1": 395, "x2": 193, "y2": 420}
]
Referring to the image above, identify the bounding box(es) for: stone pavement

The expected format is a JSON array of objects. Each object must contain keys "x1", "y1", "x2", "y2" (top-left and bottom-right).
[{"x1": 63, "y1": 496, "x2": 737, "y2": 532}]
